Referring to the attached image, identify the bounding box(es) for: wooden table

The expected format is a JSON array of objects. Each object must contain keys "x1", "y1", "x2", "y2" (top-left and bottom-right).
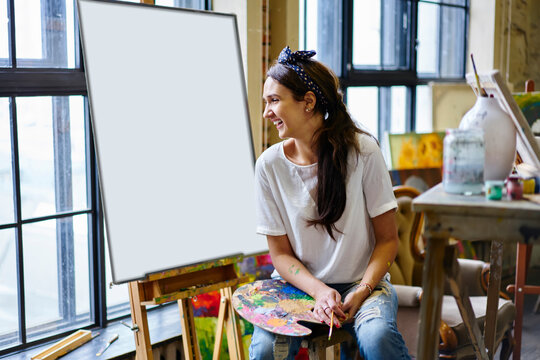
[{"x1": 412, "y1": 184, "x2": 540, "y2": 360}]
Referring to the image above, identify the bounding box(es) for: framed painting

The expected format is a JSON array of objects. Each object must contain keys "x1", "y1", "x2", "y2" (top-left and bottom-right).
[{"x1": 387, "y1": 132, "x2": 445, "y2": 170}]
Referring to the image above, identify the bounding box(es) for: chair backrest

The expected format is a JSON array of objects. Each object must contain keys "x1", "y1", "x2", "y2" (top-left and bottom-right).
[{"x1": 389, "y1": 186, "x2": 424, "y2": 286}]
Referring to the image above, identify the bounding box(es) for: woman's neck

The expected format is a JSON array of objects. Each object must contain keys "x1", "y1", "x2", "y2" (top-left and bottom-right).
[{"x1": 284, "y1": 138, "x2": 317, "y2": 166}]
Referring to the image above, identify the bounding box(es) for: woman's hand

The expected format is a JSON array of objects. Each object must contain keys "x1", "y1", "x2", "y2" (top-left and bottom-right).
[
  {"x1": 312, "y1": 286, "x2": 347, "y2": 327},
  {"x1": 341, "y1": 284, "x2": 371, "y2": 322}
]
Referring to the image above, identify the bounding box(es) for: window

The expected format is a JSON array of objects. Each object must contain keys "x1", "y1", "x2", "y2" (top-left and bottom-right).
[
  {"x1": 300, "y1": 0, "x2": 468, "y2": 140},
  {"x1": 0, "y1": 0, "x2": 207, "y2": 355}
]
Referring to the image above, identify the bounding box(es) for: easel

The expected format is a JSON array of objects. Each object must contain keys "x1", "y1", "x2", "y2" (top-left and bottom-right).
[
  {"x1": 504, "y1": 79, "x2": 540, "y2": 360},
  {"x1": 127, "y1": 257, "x2": 249, "y2": 360}
]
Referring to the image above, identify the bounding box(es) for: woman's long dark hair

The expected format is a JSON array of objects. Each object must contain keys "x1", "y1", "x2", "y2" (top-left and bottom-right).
[{"x1": 267, "y1": 59, "x2": 370, "y2": 240}]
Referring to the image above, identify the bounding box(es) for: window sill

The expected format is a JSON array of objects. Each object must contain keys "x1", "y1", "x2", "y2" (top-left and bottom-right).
[{"x1": 1, "y1": 303, "x2": 181, "y2": 360}]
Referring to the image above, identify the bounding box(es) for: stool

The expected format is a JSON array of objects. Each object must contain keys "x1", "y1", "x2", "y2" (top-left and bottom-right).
[{"x1": 301, "y1": 328, "x2": 354, "y2": 359}]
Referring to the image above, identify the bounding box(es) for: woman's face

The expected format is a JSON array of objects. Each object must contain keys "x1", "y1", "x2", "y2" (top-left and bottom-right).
[{"x1": 263, "y1": 77, "x2": 314, "y2": 140}]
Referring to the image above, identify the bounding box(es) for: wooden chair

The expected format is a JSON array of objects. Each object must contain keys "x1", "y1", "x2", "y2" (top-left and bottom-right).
[{"x1": 390, "y1": 185, "x2": 516, "y2": 359}]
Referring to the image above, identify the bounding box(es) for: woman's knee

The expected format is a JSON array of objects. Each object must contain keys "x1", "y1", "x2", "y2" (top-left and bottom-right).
[
  {"x1": 356, "y1": 319, "x2": 410, "y2": 359},
  {"x1": 249, "y1": 327, "x2": 275, "y2": 360},
  {"x1": 249, "y1": 328, "x2": 302, "y2": 360}
]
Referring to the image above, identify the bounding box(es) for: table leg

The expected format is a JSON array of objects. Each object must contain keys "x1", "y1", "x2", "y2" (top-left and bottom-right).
[
  {"x1": 484, "y1": 239, "x2": 503, "y2": 359},
  {"x1": 417, "y1": 235, "x2": 447, "y2": 360},
  {"x1": 512, "y1": 243, "x2": 529, "y2": 360},
  {"x1": 444, "y1": 246, "x2": 488, "y2": 360}
]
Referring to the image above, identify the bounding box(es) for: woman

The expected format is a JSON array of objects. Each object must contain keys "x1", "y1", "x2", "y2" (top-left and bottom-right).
[{"x1": 251, "y1": 46, "x2": 411, "y2": 360}]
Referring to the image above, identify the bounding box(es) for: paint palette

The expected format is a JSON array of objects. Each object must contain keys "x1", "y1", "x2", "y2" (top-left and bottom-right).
[{"x1": 232, "y1": 279, "x2": 321, "y2": 336}]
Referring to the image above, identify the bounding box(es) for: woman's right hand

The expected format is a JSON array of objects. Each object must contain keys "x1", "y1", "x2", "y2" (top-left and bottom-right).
[{"x1": 313, "y1": 286, "x2": 347, "y2": 327}]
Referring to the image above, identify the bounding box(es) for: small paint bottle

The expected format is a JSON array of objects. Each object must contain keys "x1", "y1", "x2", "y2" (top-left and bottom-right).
[
  {"x1": 506, "y1": 175, "x2": 523, "y2": 200},
  {"x1": 523, "y1": 178, "x2": 536, "y2": 194},
  {"x1": 485, "y1": 180, "x2": 504, "y2": 200}
]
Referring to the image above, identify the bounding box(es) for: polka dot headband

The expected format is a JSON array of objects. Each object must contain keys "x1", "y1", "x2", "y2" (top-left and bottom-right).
[{"x1": 278, "y1": 46, "x2": 328, "y2": 107}]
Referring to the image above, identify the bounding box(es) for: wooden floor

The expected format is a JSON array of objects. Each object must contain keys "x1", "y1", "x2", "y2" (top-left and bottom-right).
[
  {"x1": 511, "y1": 266, "x2": 540, "y2": 360},
  {"x1": 494, "y1": 266, "x2": 540, "y2": 360},
  {"x1": 517, "y1": 292, "x2": 540, "y2": 359}
]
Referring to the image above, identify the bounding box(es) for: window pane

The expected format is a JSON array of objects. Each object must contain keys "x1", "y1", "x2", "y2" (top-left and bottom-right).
[
  {"x1": 300, "y1": 0, "x2": 341, "y2": 75},
  {"x1": 155, "y1": 0, "x2": 205, "y2": 8},
  {"x1": 439, "y1": 5, "x2": 466, "y2": 77},
  {"x1": 353, "y1": 0, "x2": 380, "y2": 67},
  {"x1": 23, "y1": 215, "x2": 90, "y2": 341},
  {"x1": 353, "y1": 0, "x2": 410, "y2": 70},
  {"x1": 418, "y1": 2, "x2": 466, "y2": 78},
  {"x1": 390, "y1": 86, "x2": 406, "y2": 134},
  {"x1": 69, "y1": 97, "x2": 87, "y2": 212},
  {"x1": 438, "y1": 0, "x2": 467, "y2": 5},
  {"x1": 346, "y1": 87, "x2": 378, "y2": 137},
  {"x1": 73, "y1": 215, "x2": 90, "y2": 315},
  {"x1": 0, "y1": 98, "x2": 14, "y2": 224},
  {"x1": 416, "y1": 85, "x2": 432, "y2": 132},
  {"x1": 16, "y1": 96, "x2": 88, "y2": 220},
  {"x1": 417, "y1": 2, "x2": 439, "y2": 75},
  {"x1": 300, "y1": 0, "x2": 318, "y2": 54},
  {"x1": 15, "y1": 0, "x2": 77, "y2": 68},
  {"x1": 105, "y1": 228, "x2": 130, "y2": 319},
  {"x1": 0, "y1": 0, "x2": 9, "y2": 67},
  {"x1": 0, "y1": 229, "x2": 19, "y2": 350}
]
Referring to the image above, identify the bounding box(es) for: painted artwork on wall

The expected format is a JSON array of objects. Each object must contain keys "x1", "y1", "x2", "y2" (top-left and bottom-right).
[
  {"x1": 513, "y1": 91, "x2": 540, "y2": 134},
  {"x1": 387, "y1": 132, "x2": 445, "y2": 170}
]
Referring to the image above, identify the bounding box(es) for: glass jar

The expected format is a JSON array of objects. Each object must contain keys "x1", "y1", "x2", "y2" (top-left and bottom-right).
[{"x1": 443, "y1": 128, "x2": 485, "y2": 194}]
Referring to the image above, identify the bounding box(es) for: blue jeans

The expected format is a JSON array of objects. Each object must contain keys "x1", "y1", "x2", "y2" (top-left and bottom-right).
[{"x1": 249, "y1": 274, "x2": 411, "y2": 360}]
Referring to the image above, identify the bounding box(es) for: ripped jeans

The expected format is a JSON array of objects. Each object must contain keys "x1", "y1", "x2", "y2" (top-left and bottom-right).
[{"x1": 248, "y1": 274, "x2": 411, "y2": 360}]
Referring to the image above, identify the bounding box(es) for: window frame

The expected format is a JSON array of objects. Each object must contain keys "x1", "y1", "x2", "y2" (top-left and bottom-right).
[
  {"x1": 0, "y1": 0, "x2": 102, "y2": 354},
  {"x1": 0, "y1": 0, "x2": 209, "y2": 355},
  {"x1": 302, "y1": 0, "x2": 470, "y2": 139}
]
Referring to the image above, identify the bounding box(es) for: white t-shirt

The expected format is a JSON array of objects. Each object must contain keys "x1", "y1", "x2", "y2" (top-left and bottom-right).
[{"x1": 254, "y1": 134, "x2": 397, "y2": 284}]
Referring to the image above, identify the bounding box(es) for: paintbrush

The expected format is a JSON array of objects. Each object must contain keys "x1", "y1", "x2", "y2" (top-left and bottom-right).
[
  {"x1": 328, "y1": 310, "x2": 334, "y2": 340},
  {"x1": 470, "y1": 54, "x2": 487, "y2": 97},
  {"x1": 96, "y1": 333, "x2": 119, "y2": 356}
]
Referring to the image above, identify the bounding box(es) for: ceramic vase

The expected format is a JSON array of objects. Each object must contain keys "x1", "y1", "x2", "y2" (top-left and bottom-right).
[{"x1": 459, "y1": 96, "x2": 516, "y2": 181}]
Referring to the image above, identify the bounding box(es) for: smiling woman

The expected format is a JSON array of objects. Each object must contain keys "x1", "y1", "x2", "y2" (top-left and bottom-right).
[{"x1": 251, "y1": 46, "x2": 411, "y2": 360}]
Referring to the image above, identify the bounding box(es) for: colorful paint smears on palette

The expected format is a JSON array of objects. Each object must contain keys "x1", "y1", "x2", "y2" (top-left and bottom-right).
[{"x1": 232, "y1": 279, "x2": 319, "y2": 336}]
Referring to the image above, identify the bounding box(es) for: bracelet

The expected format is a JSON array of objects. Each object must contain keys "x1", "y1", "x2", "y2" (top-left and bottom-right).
[{"x1": 359, "y1": 282, "x2": 373, "y2": 295}]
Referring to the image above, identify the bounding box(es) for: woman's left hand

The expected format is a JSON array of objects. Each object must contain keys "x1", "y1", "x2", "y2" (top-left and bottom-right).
[
  {"x1": 313, "y1": 286, "x2": 347, "y2": 326},
  {"x1": 341, "y1": 285, "x2": 371, "y2": 322}
]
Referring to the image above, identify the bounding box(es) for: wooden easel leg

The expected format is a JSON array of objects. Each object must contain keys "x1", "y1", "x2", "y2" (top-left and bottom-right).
[
  {"x1": 178, "y1": 298, "x2": 201, "y2": 360},
  {"x1": 128, "y1": 281, "x2": 153, "y2": 360},
  {"x1": 222, "y1": 287, "x2": 245, "y2": 360},
  {"x1": 212, "y1": 294, "x2": 228, "y2": 360}
]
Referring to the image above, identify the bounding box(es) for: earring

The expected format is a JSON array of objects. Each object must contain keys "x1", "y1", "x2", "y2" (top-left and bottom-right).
[{"x1": 305, "y1": 107, "x2": 312, "y2": 112}]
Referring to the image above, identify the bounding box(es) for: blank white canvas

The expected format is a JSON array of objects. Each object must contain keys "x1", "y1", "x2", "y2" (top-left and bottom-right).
[{"x1": 78, "y1": 0, "x2": 267, "y2": 283}]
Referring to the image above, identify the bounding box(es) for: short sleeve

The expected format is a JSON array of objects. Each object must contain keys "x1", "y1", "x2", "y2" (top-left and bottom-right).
[
  {"x1": 254, "y1": 158, "x2": 287, "y2": 236},
  {"x1": 361, "y1": 139, "x2": 397, "y2": 218}
]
